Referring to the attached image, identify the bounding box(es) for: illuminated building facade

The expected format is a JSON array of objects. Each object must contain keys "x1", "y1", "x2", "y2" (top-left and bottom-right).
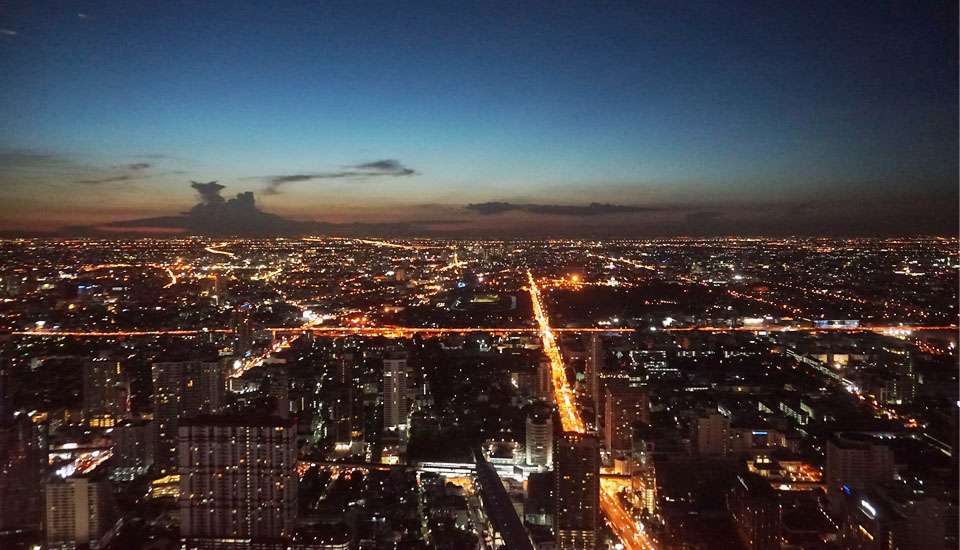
[
  {"x1": 83, "y1": 359, "x2": 130, "y2": 427},
  {"x1": 178, "y1": 416, "x2": 297, "y2": 544},
  {"x1": 825, "y1": 436, "x2": 893, "y2": 508},
  {"x1": 383, "y1": 354, "x2": 408, "y2": 431},
  {"x1": 603, "y1": 382, "x2": 648, "y2": 453},
  {"x1": 110, "y1": 419, "x2": 154, "y2": 480},
  {"x1": 586, "y1": 334, "x2": 602, "y2": 419},
  {"x1": 525, "y1": 409, "x2": 553, "y2": 467},
  {"x1": 554, "y1": 431, "x2": 599, "y2": 550},
  {"x1": 332, "y1": 352, "x2": 363, "y2": 454},
  {"x1": 152, "y1": 359, "x2": 229, "y2": 470},
  {"x1": 692, "y1": 410, "x2": 730, "y2": 456},
  {"x1": 45, "y1": 475, "x2": 116, "y2": 550}
]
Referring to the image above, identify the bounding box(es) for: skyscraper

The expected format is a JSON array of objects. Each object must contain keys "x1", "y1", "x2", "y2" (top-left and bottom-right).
[
  {"x1": 178, "y1": 416, "x2": 297, "y2": 545},
  {"x1": 554, "y1": 431, "x2": 600, "y2": 550},
  {"x1": 0, "y1": 416, "x2": 45, "y2": 534},
  {"x1": 534, "y1": 358, "x2": 554, "y2": 403},
  {"x1": 333, "y1": 352, "x2": 363, "y2": 454},
  {"x1": 586, "y1": 334, "x2": 602, "y2": 419},
  {"x1": 604, "y1": 381, "x2": 649, "y2": 453},
  {"x1": 110, "y1": 419, "x2": 154, "y2": 480},
  {"x1": 83, "y1": 359, "x2": 130, "y2": 427},
  {"x1": 383, "y1": 354, "x2": 408, "y2": 431},
  {"x1": 631, "y1": 423, "x2": 657, "y2": 516},
  {"x1": 525, "y1": 409, "x2": 553, "y2": 467},
  {"x1": 45, "y1": 474, "x2": 116, "y2": 550},
  {"x1": 151, "y1": 359, "x2": 229, "y2": 470},
  {"x1": 230, "y1": 303, "x2": 254, "y2": 356}
]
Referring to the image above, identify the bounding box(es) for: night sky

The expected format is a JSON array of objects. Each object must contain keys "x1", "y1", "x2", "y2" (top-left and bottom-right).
[{"x1": 0, "y1": 1, "x2": 956, "y2": 236}]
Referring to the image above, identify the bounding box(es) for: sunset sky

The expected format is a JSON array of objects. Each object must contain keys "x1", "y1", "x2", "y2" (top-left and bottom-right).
[{"x1": 0, "y1": 1, "x2": 956, "y2": 236}]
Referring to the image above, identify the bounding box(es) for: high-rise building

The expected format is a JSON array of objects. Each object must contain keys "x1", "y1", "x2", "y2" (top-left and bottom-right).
[
  {"x1": 729, "y1": 473, "x2": 781, "y2": 550},
  {"x1": 230, "y1": 304, "x2": 254, "y2": 356},
  {"x1": 631, "y1": 423, "x2": 657, "y2": 516},
  {"x1": 110, "y1": 419, "x2": 154, "y2": 480},
  {"x1": 333, "y1": 352, "x2": 363, "y2": 454},
  {"x1": 525, "y1": 409, "x2": 553, "y2": 467},
  {"x1": 151, "y1": 359, "x2": 229, "y2": 470},
  {"x1": 604, "y1": 382, "x2": 649, "y2": 453},
  {"x1": 534, "y1": 358, "x2": 554, "y2": 402},
  {"x1": 692, "y1": 410, "x2": 730, "y2": 456},
  {"x1": 83, "y1": 359, "x2": 130, "y2": 427},
  {"x1": 45, "y1": 475, "x2": 116, "y2": 550},
  {"x1": 383, "y1": 354, "x2": 408, "y2": 431},
  {"x1": 586, "y1": 335, "x2": 602, "y2": 418},
  {"x1": 554, "y1": 431, "x2": 600, "y2": 550},
  {"x1": 825, "y1": 435, "x2": 894, "y2": 507},
  {"x1": 0, "y1": 416, "x2": 45, "y2": 534},
  {"x1": 178, "y1": 416, "x2": 297, "y2": 544}
]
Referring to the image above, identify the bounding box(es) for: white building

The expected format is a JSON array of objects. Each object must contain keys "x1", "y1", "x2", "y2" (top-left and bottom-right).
[{"x1": 525, "y1": 411, "x2": 553, "y2": 467}]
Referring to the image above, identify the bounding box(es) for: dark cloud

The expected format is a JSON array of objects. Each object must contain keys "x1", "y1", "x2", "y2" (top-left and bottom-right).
[
  {"x1": 190, "y1": 181, "x2": 226, "y2": 204},
  {"x1": 76, "y1": 181, "x2": 463, "y2": 237},
  {"x1": 262, "y1": 159, "x2": 417, "y2": 195},
  {"x1": 354, "y1": 159, "x2": 417, "y2": 175},
  {"x1": 465, "y1": 201, "x2": 656, "y2": 216},
  {"x1": 76, "y1": 175, "x2": 137, "y2": 185},
  {"x1": 0, "y1": 151, "x2": 69, "y2": 167},
  {"x1": 124, "y1": 162, "x2": 152, "y2": 171}
]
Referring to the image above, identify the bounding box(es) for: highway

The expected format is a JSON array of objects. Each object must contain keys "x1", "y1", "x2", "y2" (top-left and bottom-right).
[
  {"x1": 204, "y1": 243, "x2": 237, "y2": 258},
  {"x1": 601, "y1": 478, "x2": 656, "y2": 550},
  {"x1": 527, "y1": 270, "x2": 584, "y2": 433},
  {"x1": 9, "y1": 324, "x2": 955, "y2": 339},
  {"x1": 527, "y1": 270, "x2": 657, "y2": 549}
]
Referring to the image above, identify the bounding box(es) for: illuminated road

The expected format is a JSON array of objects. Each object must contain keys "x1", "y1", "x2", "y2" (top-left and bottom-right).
[
  {"x1": 527, "y1": 270, "x2": 585, "y2": 433},
  {"x1": 204, "y1": 243, "x2": 237, "y2": 258},
  {"x1": 10, "y1": 324, "x2": 955, "y2": 339},
  {"x1": 528, "y1": 269, "x2": 659, "y2": 549},
  {"x1": 305, "y1": 236, "x2": 438, "y2": 250},
  {"x1": 601, "y1": 478, "x2": 656, "y2": 550},
  {"x1": 11, "y1": 329, "x2": 231, "y2": 337},
  {"x1": 163, "y1": 268, "x2": 178, "y2": 288}
]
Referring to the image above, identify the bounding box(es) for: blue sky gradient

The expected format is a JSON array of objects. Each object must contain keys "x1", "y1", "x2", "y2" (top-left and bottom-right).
[{"x1": 0, "y1": 1, "x2": 956, "y2": 235}]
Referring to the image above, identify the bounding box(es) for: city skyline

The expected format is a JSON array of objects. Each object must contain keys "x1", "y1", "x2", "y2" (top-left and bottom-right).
[{"x1": 1, "y1": 2, "x2": 957, "y2": 236}]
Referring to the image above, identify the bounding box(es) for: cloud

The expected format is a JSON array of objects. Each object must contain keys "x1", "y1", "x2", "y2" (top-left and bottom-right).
[
  {"x1": 123, "y1": 162, "x2": 152, "y2": 171},
  {"x1": 262, "y1": 159, "x2": 417, "y2": 195},
  {"x1": 0, "y1": 29, "x2": 16, "y2": 36},
  {"x1": 465, "y1": 201, "x2": 656, "y2": 216},
  {"x1": 190, "y1": 181, "x2": 226, "y2": 204},
  {"x1": 0, "y1": 151, "x2": 68, "y2": 167},
  {"x1": 80, "y1": 181, "x2": 464, "y2": 237},
  {"x1": 77, "y1": 175, "x2": 137, "y2": 185},
  {"x1": 354, "y1": 159, "x2": 417, "y2": 175}
]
